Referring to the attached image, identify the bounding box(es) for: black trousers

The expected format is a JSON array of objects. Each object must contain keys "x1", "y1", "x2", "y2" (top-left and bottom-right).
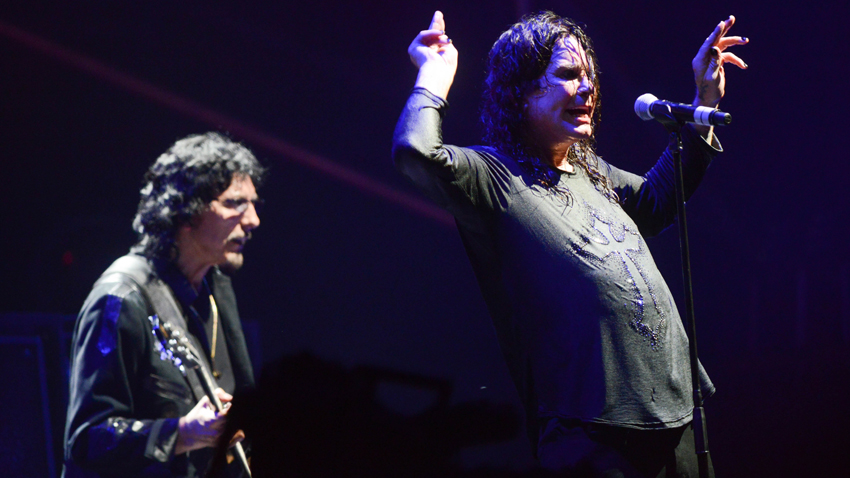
[{"x1": 537, "y1": 418, "x2": 714, "y2": 477}]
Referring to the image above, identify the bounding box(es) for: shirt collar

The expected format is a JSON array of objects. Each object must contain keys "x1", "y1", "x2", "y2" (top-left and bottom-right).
[{"x1": 151, "y1": 255, "x2": 204, "y2": 308}]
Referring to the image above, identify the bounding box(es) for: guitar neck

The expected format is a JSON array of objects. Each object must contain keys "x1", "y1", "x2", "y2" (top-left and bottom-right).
[{"x1": 190, "y1": 356, "x2": 224, "y2": 411}]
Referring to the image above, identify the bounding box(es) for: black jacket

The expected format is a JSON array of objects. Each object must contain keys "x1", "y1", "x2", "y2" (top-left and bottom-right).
[{"x1": 63, "y1": 253, "x2": 255, "y2": 478}]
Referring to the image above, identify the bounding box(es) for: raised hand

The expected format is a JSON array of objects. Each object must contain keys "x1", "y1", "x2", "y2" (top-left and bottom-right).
[
  {"x1": 408, "y1": 11, "x2": 458, "y2": 99},
  {"x1": 693, "y1": 15, "x2": 749, "y2": 108}
]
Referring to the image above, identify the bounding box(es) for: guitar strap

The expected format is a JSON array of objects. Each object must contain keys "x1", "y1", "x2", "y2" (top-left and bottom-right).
[{"x1": 97, "y1": 254, "x2": 211, "y2": 403}]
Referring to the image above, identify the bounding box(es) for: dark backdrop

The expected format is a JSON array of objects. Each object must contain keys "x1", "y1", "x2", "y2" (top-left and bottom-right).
[{"x1": 2, "y1": 1, "x2": 849, "y2": 475}]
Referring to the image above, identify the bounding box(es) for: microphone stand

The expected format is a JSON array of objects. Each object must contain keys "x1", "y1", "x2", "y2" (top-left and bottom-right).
[{"x1": 655, "y1": 111, "x2": 712, "y2": 478}]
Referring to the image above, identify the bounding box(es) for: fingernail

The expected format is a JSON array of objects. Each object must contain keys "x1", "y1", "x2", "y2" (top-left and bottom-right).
[{"x1": 742, "y1": 37, "x2": 749, "y2": 42}]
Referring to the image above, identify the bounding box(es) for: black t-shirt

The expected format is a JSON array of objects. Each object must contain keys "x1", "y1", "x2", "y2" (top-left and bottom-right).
[{"x1": 393, "y1": 89, "x2": 718, "y2": 433}]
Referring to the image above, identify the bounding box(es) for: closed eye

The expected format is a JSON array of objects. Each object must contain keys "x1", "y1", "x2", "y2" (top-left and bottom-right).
[
  {"x1": 555, "y1": 66, "x2": 582, "y2": 81},
  {"x1": 220, "y1": 198, "x2": 264, "y2": 213}
]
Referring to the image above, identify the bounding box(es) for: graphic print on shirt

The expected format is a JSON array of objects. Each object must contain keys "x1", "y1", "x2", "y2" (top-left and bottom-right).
[{"x1": 571, "y1": 202, "x2": 667, "y2": 350}]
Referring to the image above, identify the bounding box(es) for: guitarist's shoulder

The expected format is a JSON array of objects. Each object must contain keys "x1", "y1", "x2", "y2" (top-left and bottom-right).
[
  {"x1": 74, "y1": 276, "x2": 153, "y2": 358},
  {"x1": 79, "y1": 276, "x2": 151, "y2": 332}
]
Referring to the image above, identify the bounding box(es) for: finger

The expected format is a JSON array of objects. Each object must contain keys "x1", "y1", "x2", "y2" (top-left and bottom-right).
[
  {"x1": 432, "y1": 37, "x2": 453, "y2": 51},
  {"x1": 716, "y1": 36, "x2": 749, "y2": 50},
  {"x1": 229, "y1": 430, "x2": 246, "y2": 447},
  {"x1": 215, "y1": 388, "x2": 233, "y2": 402},
  {"x1": 696, "y1": 22, "x2": 724, "y2": 62},
  {"x1": 704, "y1": 15, "x2": 735, "y2": 49},
  {"x1": 414, "y1": 33, "x2": 452, "y2": 55},
  {"x1": 414, "y1": 31, "x2": 451, "y2": 51},
  {"x1": 194, "y1": 395, "x2": 211, "y2": 411},
  {"x1": 720, "y1": 51, "x2": 748, "y2": 69},
  {"x1": 428, "y1": 10, "x2": 445, "y2": 32},
  {"x1": 703, "y1": 20, "x2": 726, "y2": 47},
  {"x1": 719, "y1": 15, "x2": 735, "y2": 37}
]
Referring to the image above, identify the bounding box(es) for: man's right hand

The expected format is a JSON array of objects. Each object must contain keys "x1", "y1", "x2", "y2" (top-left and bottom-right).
[
  {"x1": 174, "y1": 388, "x2": 232, "y2": 455},
  {"x1": 409, "y1": 10, "x2": 458, "y2": 100}
]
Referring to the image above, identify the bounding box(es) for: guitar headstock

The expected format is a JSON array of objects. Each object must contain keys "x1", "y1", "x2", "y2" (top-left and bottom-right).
[{"x1": 148, "y1": 314, "x2": 200, "y2": 375}]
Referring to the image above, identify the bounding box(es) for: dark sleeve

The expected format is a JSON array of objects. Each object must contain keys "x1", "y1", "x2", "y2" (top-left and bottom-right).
[
  {"x1": 605, "y1": 125, "x2": 722, "y2": 237},
  {"x1": 392, "y1": 88, "x2": 514, "y2": 219},
  {"x1": 64, "y1": 279, "x2": 185, "y2": 477}
]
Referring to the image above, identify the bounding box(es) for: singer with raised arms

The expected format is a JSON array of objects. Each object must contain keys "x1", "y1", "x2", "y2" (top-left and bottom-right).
[{"x1": 392, "y1": 10, "x2": 747, "y2": 476}]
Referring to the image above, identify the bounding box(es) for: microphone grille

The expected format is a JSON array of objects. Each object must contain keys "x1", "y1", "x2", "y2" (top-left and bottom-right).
[{"x1": 634, "y1": 93, "x2": 658, "y2": 121}]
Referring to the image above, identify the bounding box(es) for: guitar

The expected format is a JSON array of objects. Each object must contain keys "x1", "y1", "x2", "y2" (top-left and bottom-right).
[{"x1": 148, "y1": 314, "x2": 252, "y2": 478}]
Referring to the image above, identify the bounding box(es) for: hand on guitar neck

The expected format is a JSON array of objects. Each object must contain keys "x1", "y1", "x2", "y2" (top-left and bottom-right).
[
  {"x1": 149, "y1": 314, "x2": 251, "y2": 475},
  {"x1": 175, "y1": 388, "x2": 241, "y2": 455}
]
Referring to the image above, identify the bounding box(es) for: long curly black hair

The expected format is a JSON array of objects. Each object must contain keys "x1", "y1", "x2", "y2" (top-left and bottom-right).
[
  {"x1": 132, "y1": 132, "x2": 267, "y2": 259},
  {"x1": 481, "y1": 11, "x2": 615, "y2": 200}
]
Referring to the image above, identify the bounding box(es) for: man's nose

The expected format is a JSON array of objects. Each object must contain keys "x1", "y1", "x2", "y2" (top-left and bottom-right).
[
  {"x1": 577, "y1": 73, "x2": 594, "y2": 96},
  {"x1": 241, "y1": 202, "x2": 260, "y2": 230}
]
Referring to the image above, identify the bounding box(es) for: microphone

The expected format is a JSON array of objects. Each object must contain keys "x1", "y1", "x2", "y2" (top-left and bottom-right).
[{"x1": 634, "y1": 93, "x2": 731, "y2": 126}]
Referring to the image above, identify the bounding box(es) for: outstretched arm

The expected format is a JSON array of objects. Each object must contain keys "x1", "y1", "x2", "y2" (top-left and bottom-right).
[
  {"x1": 692, "y1": 15, "x2": 749, "y2": 139},
  {"x1": 408, "y1": 10, "x2": 458, "y2": 99},
  {"x1": 613, "y1": 17, "x2": 748, "y2": 234},
  {"x1": 394, "y1": 11, "x2": 512, "y2": 221},
  {"x1": 393, "y1": 10, "x2": 459, "y2": 178}
]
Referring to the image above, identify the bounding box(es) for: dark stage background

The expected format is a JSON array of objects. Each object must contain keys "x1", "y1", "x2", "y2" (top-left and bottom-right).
[{"x1": 2, "y1": 1, "x2": 849, "y2": 476}]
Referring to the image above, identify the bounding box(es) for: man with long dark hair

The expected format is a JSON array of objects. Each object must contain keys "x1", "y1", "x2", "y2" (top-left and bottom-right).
[
  {"x1": 393, "y1": 11, "x2": 747, "y2": 475},
  {"x1": 63, "y1": 132, "x2": 265, "y2": 477}
]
